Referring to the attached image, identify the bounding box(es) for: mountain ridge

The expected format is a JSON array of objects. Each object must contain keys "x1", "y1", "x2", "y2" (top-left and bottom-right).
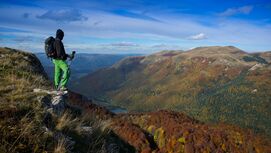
[
  {"x1": 36, "y1": 53, "x2": 138, "y2": 82},
  {"x1": 72, "y1": 46, "x2": 271, "y2": 137}
]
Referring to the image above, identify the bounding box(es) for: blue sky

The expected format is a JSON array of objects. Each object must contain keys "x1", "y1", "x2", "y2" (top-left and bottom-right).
[{"x1": 0, "y1": 0, "x2": 271, "y2": 54}]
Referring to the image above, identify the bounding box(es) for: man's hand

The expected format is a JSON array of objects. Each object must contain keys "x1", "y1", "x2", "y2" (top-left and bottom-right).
[
  {"x1": 66, "y1": 51, "x2": 76, "y2": 60},
  {"x1": 70, "y1": 51, "x2": 76, "y2": 60}
]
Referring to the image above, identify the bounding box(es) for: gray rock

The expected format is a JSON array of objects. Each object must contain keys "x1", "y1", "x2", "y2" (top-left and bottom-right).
[
  {"x1": 52, "y1": 95, "x2": 66, "y2": 115},
  {"x1": 35, "y1": 88, "x2": 67, "y2": 115}
]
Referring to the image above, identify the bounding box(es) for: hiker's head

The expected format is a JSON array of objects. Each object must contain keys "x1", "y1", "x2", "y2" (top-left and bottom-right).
[{"x1": 56, "y1": 29, "x2": 64, "y2": 40}]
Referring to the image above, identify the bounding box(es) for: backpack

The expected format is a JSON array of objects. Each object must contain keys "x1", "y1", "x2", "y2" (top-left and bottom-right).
[{"x1": 44, "y1": 36, "x2": 56, "y2": 58}]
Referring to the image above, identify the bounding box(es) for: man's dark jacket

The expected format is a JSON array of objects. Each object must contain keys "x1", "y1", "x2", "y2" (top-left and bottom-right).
[{"x1": 54, "y1": 29, "x2": 67, "y2": 60}]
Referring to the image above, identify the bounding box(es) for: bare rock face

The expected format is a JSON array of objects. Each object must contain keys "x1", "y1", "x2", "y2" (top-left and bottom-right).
[
  {"x1": 51, "y1": 95, "x2": 66, "y2": 115},
  {"x1": 35, "y1": 88, "x2": 67, "y2": 115}
]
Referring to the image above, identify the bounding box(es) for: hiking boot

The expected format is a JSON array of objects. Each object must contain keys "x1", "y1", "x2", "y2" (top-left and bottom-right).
[
  {"x1": 60, "y1": 87, "x2": 68, "y2": 94},
  {"x1": 56, "y1": 85, "x2": 60, "y2": 91},
  {"x1": 60, "y1": 87, "x2": 68, "y2": 91}
]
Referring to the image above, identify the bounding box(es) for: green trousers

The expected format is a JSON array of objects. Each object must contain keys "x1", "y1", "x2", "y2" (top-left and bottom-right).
[{"x1": 53, "y1": 59, "x2": 70, "y2": 89}]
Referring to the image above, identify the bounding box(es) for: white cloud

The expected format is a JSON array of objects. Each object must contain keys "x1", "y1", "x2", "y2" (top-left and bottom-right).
[
  {"x1": 105, "y1": 42, "x2": 140, "y2": 47},
  {"x1": 13, "y1": 36, "x2": 33, "y2": 42},
  {"x1": 37, "y1": 9, "x2": 88, "y2": 22},
  {"x1": 151, "y1": 44, "x2": 168, "y2": 48},
  {"x1": 218, "y1": 5, "x2": 253, "y2": 17},
  {"x1": 188, "y1": 33, "x2": 207, "y2": 40}
]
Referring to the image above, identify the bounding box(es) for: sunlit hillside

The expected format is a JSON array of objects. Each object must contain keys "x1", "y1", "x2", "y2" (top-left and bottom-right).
[{"x1": 72, "y1": 46, "x2": 271, "y2": 136}]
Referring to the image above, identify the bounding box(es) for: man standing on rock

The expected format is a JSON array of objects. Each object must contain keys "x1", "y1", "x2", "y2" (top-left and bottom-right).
[{"x1": 53, "y1": 29, "x2": 74, "y2": 92}]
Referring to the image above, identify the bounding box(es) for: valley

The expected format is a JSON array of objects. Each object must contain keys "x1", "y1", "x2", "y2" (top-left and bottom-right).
[{"x1": 71, "y1": 46, "x2": 271, "y2": 137}]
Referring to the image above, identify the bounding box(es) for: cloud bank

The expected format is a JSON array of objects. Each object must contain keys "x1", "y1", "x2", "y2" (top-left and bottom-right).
[{"x1": 0, "y1": 1, "x2": 270, "y2": 53}]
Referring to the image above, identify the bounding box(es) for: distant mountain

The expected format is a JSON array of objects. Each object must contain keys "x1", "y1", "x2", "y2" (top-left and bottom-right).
[
  {"x1": 72, "y1": 46, "x2": 271, "y2": 136},
  {"x1": 36, "y1": 53, "x2": 139, "y2": 82}
]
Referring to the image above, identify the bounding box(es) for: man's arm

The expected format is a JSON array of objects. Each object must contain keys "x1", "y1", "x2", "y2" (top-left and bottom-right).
[
  {"x1": 60, "y1": 41, "x2": 68, "y2": 60},
  {"x1": 66, "y1": 51, "x2": 76, "y2": 60},
  {"x1": 55, "y1": 40, "x2": 68, "y2": 60}
]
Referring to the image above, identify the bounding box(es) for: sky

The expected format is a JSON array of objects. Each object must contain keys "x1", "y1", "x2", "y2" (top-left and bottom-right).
[{"x1": 0, "y1": 0, "x2": 271, "y2": 54}]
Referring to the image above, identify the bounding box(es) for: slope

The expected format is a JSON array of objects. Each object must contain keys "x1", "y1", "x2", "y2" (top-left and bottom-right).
[
  {"x1": 0, "y1": 47, "x2": 134, "y2": 153},
  {"x1": 72, "y1": 46, "x2": 271, "y2": 137},
  {"x1": 1, "y1": 47, "x2": 270, "y2": 153}
]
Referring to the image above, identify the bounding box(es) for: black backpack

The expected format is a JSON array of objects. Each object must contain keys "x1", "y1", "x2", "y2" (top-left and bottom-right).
[{"x1": 44, "y1": 36, "x2": 56, "y2": 58}]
